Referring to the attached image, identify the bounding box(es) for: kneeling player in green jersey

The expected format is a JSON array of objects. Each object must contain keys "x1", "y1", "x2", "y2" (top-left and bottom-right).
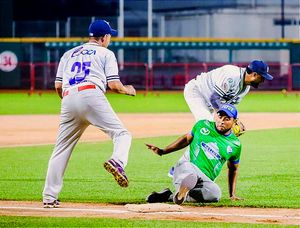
[{"x1": 146, "y1": 104, "x2": 242, "y2": 205}]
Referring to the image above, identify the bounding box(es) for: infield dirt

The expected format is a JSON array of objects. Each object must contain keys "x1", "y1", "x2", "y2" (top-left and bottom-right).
[{"x1": 1, "y1": 112, "x2": 300, "y2": 147}]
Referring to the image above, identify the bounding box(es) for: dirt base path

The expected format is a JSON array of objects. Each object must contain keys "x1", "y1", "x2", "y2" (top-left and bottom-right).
[
  {"x1": 1, "y1": 113, "x2": 300, "y2": 225},
  {"x1": 0, "y1": 201, "x2": 299, "y2": 225},
  {"x1": 1, "y1": 113, "x2": 300, "y2": 147}
]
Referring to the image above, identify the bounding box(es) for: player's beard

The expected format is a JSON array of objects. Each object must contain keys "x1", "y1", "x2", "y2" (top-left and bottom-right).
[
  {"x1": 250, "y1": 81, "x2": 259, "y2": 88},
  {"x1": 215, "y1": 125, "x2": 231, "y2": 135}
]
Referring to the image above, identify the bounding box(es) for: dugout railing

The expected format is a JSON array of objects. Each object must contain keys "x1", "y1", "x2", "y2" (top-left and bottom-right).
[
  {"x1": 0, "y1": 62, "x2": 298, "y2": 92},
  {"x1": 149, "y1": 62, "x2": 292, "y2": 91}
]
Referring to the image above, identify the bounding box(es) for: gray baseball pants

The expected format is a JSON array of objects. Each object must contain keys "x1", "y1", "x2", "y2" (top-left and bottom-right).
[
  {"x1": 173, "y1": 152, "x2": 221, "y2": 203},
  {"x1": 43, "y1": 83, "x2": 131, "y2": 203},
  {"x1": 184, "y1": 79, "x2": 215, "y2": 121}
]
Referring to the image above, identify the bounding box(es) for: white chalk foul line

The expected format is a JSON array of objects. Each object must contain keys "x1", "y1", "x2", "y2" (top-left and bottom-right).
[{"x1": 0, "y1": 206, "x2": 299, "y2": 221}]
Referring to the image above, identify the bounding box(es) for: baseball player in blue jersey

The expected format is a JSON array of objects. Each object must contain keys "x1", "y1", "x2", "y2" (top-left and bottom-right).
[{"x1": 42, "y1": 20, "x2": 136, "y2": 208}]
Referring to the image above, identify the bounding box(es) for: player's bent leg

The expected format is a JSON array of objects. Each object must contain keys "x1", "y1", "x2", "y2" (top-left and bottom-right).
[
  {"x1": 188, "y1": 181, "x2": 221, "y2": 203},
  {"x1": 110, "y1": 130, "x2": 132, "y2": 167},
  {"x1": 88, "y1": 93, "x2": 132, "y2": 166},
  {"x1": 103, "y1": 129, "x2": 131, "y2": 187},
  {"x1": 173, "y1": 173, "x2": 198, "y2": 205},
  {"x1": 85, "y1": 92, "x2": 132, "y2": 187}
]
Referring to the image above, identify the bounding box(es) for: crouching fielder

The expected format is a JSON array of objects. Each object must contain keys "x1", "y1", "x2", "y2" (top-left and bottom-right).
[
  {"x1": 184, "y1": 60, "x2": 273, "y2": 136},
  {"x1": 146, "y1": 104, "x2": 243, "y2": 204}
]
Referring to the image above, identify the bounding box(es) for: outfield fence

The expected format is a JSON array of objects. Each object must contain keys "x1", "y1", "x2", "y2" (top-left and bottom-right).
[{"x1": 0, "y1": 62, "x2": 298, "y2": 92}]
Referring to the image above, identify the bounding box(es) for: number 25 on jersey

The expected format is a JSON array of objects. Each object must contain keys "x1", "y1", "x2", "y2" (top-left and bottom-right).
[{"x1": 69, "y1": 61, "x2": 91, "y2": 85}]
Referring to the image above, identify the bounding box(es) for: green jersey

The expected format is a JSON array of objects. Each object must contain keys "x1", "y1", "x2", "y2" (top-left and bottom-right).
[{"x1": 189, "y1": 120, "x2": 241, "y2": 181}]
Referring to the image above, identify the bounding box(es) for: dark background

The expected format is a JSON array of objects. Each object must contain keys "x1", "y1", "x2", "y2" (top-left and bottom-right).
[
  {"x1": 13, "y1": 0, "x2": 118, "y2": 20},
  {"x1": 0, "y1": 0, "x2": 118, "y2": 36}
]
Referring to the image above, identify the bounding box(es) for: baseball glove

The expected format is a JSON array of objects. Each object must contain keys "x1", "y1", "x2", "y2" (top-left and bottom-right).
[{"x1": 232, "y1": 119, "x2": 246, "y2": 137}]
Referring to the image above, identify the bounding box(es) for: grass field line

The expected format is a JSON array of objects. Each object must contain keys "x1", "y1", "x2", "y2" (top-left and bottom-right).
[{"x1": 0, "y1": 205, "x2": 299, "y2": 220}]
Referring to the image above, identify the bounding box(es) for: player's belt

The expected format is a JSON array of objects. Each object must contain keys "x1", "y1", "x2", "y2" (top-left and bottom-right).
[{"x1": 63, "y1": 84, "x2": 96, "y2": 97}]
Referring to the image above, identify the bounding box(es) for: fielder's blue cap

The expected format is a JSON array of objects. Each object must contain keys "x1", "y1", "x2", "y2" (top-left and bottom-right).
[
  {"x1": 248, "y1": 60, "x2": 273, "y2": 80},
  {"x1": 217, "y1": 104, "x2": 238, "y2": 119},
  {"x1": 88, "y1": 20, "x2": 118, "y2": 37}
]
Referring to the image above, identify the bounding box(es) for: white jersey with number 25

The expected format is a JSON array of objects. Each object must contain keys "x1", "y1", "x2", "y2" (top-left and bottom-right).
[{"x1": 55, "y1": 42, "x2": 119, "y2": 93}]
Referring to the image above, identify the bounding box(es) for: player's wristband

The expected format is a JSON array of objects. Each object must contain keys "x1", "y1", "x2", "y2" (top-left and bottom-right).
[{"x1": 158, "y1": 149, "x2": 165, "y2": 156}]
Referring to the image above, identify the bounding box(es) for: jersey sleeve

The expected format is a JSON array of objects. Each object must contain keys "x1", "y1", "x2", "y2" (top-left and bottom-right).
[
  {"x1": 191, "y1": 120, "x2": 203, "y2": 137},
  {"x1": 229, "y1": 143, "x2": 242, "y2": 164},
  {"x1": 213, "y1": 66, "x2": 239, "y2": 101},
  {"x1": 55, "y1": 55, "x2": 66, "y2": 84},
  {"x1": 233, "y1": 86, "x2": 250, "y2": 104},
  {"x1": 105, "y1": 51, "x2": 119, "y2": 82}
]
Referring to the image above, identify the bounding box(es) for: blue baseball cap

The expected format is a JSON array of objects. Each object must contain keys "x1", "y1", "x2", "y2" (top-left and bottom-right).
[
  {"x1": 248, "y1": 60, "x2": 273, "y2": 80},
  {"x1": 88, "y1": 20, "x2": 118, "y2": 37},
  {"x1": 217, "y1": 104, "x2": 238, "y2": 119}
]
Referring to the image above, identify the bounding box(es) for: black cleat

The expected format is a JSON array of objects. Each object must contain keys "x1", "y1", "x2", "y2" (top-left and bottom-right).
[
  {"x1": 43, "y1": 199, "x2": 60, "y2": 208},
  {"x1": 146, "y1": 188, "x2": 173, "y2": 203}
]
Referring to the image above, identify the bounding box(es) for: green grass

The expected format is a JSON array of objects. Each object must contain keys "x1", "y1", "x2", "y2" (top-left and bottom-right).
[
  {"x1": 1, "y1": 91, "x2": 299, "y2": 226},
  {"x1": 0, "y1": 128, "x2": 299, "y2": 208},
  {"x1": 1, "y1": 91, "x2": 300, "y2": 114},
  {"x1": 0, "y1": 216, "x2": 283, "y2": 227}
]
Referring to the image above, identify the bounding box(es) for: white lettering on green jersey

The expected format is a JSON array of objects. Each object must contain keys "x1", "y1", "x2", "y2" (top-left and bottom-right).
[{"x1": 189, "y1": 120, "x2": 241, "y2": 181}]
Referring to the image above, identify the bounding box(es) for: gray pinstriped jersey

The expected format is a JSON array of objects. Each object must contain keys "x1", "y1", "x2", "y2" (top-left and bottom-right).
[{"x1": 194, "y1": 65, "x2": 250, "y2": 106}]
